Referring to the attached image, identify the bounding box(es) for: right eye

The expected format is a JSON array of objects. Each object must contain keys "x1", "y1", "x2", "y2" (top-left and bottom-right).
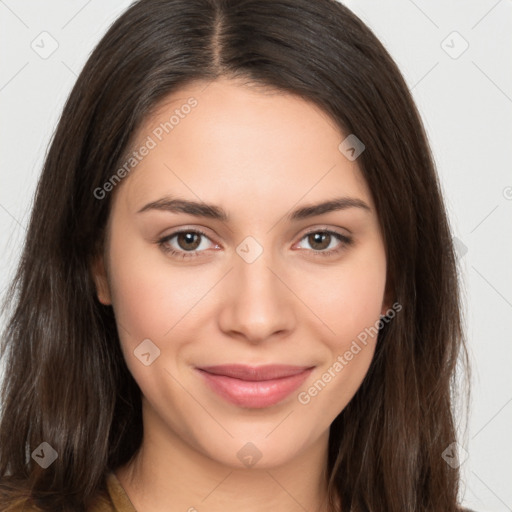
[{"x1": 157, "y1": 229, "x2": 219, "y2": 259}]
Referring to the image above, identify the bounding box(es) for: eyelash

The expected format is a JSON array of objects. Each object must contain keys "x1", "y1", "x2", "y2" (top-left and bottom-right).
[{"x1": 157, "y1": 228, "x2": 353, "y2": 260}]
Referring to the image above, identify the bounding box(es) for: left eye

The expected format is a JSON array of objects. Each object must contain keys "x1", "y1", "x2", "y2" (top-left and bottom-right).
[{"x1": 295, "y1": 230, "x2": 352, "y2": 255}]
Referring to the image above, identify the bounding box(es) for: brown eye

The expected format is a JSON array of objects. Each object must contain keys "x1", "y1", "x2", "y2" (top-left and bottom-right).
[
  {"x1": 307, "y1": 232, "x2": 332, "y2": 251},
  {"x1": 175, "y1": 232, "x2": 202, "y2": 251},
  {"x1": 296, "y1": 229, "x2": 353, "y2": 257},
  {"x1": 157, "y1": 229, "x2": 216, "y2": 258}
]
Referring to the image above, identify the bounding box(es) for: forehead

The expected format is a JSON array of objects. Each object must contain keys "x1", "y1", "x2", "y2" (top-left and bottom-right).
[{"x1": 114, "y1": 78, "x2": 374, "y2": 215}]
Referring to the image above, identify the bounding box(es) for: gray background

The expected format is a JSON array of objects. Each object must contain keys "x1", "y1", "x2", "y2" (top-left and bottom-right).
[{"x1": 1, "y1": 1, "x2": 511, "y2": 510}]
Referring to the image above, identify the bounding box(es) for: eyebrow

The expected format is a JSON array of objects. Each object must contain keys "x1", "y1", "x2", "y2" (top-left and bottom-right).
[{"x1": 137, "y1": 195, "x2": 371, "y2": 222}]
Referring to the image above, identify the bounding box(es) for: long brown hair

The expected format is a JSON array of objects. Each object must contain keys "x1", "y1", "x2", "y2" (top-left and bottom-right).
[{"x1": 0, "y1": 0, "x2": 470, "y2": 510}]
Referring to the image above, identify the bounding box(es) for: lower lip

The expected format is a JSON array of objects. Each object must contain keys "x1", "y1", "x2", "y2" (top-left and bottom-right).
[{"x1": 196, "y1": 368, "x2": 313, "y2": 409}]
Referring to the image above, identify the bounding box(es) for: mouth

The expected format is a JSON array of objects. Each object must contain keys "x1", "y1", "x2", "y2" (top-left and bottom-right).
[{"x1": 195, "y1": 364, "x2": 314, "y2": 409}]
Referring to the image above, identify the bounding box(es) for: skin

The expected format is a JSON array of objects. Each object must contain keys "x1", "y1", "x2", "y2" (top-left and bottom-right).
[{"x1": 93, "y1": 77, "x2": 390, "y2": 512}]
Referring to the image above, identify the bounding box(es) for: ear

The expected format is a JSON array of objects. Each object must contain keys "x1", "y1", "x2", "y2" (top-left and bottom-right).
[{"x1": 91, "y1": 254, "x2": 112, "y2": 305}]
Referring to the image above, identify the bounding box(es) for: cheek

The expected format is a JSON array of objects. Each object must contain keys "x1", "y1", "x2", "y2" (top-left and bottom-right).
[
  {"x1": 294, "y1": 244, "x2": 387, "y2": 345},
  {"x1": 106, "y1": 241, "x2": 213, "y2": 407},
  {"x1": 292, "y1": 242, "x2": 386, "y2": 414},
  {"x1": 295, "y1": 276, "x2": 383, "y2": 423},
  {"x1": 106, "y1": 232, "x2": 213, "y2": 347}
]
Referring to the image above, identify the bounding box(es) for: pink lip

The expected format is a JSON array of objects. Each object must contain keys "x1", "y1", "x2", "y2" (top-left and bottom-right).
[{"x1": 196, "y1": 364, "x2": 314, "y2": 409}]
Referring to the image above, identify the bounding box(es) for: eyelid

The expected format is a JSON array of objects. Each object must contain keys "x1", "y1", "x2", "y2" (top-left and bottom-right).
[
  {"x1": 157, "y1": 227, "x2": 219, "y2": 255},
  {"x1": 155, "y1": 224, "x2": 219, "y2": 244},
  {"x1": 299, "y1": 225, "x2": 351, "y2": 239}
]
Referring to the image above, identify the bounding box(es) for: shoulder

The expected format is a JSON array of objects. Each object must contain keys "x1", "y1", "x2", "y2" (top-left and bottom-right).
[
  {"x1": 0, "y1": 497, "x2": 115, "y2": 512},
  {"x1": 0, "y1": 472, "x2": 128, "y2": 512},
  {"x1": 83, "y1": 472, "x2": 124, "y2": 511},
  {"x1": 102, "y1": 472, "x2": 136, "y2": 511},
  {"x1": 0, "y1": 480, "x2": 37, "y2": 511},
  {"x1": 0, "y1": 496, "x2": 40, "y2": 512},
  {"x1": 88, "y1": 472, "x2": 136, "y2": 512}
]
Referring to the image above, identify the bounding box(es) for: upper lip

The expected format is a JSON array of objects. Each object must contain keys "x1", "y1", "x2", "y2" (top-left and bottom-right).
[{"x1": 197, "y1": 364, "x2": 314, "y2": 381}]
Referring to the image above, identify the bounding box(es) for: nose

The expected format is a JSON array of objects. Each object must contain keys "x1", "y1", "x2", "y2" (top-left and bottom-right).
[{"x1": 217, "y1": 247, "x2": 297, "y2": 344}]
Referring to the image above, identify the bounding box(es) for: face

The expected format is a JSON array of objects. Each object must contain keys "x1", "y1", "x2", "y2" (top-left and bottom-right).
[{"x1": 93, "y1": 78, "x2": 389, "y2": 469}]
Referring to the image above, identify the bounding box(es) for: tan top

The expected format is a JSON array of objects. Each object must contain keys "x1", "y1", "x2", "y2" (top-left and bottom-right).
[
  {"x1": 1, "y1": 474, "x2": 479, "y2": 511},
  {"x1": 89, "y1": 472, "x2": 137, "y2": 512}
]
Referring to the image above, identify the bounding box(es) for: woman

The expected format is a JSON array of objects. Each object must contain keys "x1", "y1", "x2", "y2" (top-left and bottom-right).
[{"x1": 0, "y1": 0, "x2": 472, "y2": 510}]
